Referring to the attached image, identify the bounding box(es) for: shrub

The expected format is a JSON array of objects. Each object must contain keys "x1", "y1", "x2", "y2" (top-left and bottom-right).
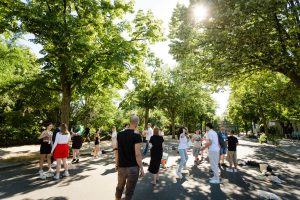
[{"x1": 259, "y1": 133, "x2": 268, "y2": 144}]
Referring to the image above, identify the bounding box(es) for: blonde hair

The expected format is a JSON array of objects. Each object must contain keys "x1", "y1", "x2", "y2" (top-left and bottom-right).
[{"x1": 61, "y1": 123, "x2": 68, "y2": 135}]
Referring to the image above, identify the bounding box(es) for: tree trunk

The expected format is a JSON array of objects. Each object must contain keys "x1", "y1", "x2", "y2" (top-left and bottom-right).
[
  {"x1": 171, "y1": 114, "x2": 175, "y2": 139},
  {"x1": 261, "y1": 114, "x2": 269, "y2": 135},
  {"x1": 244, "y1": 121, "x2": 248, "y2": 136},
  {"x1": 60, "y1": 64, "x2": 72, "y2": 126},
  {"x1": 144, "y1": 107, "x2": 149, "y2": 129}
]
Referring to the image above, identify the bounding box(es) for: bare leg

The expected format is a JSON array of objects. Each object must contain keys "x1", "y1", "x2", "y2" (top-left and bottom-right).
[
  {"x1": 56, "y1": 159, "x2": 62, "y2": 175},
  {"x1": 72, "y1": 149, "x2": 76, "y2": 159},
  {"x1": 47, "y1": 154, "x2": 51, "y2": 170},
  {"x1": 39, "y1": 154, "x2": 46, "y2": 170},
  {"x1": 63, "y1": 158, "x2": 68, "y2": 171}
]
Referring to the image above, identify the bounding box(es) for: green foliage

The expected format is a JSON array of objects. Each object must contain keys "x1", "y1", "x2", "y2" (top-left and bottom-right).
[
  {"x1": 227, "y1": 71, "x2": 300, "y2": 133},
  {"x1": 169, "y1": 0, "x2": 300, "y2": 88},
  {"x1": 1, "y1": 0, "x2": 164, "y2": 125},
  {"x1": 259, "y1": 133, "x2": 268, "y2": 144}
]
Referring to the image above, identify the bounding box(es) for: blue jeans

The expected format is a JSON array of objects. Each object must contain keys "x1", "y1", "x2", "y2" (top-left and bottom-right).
[
  {"x1": 142, "y1": 141, "x2": 149, "y2": 155},
  {"x1": 178, "y1": 149, "x2": 188, "y2": 172}
]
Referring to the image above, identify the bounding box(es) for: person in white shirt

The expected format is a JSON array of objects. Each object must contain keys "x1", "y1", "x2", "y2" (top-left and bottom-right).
[
  {"x1": 200, "y1": 123, "x2": 221, "y2": 184},
  {"x1": 177, "y1": 127, "x2": 189, "y2": 179},
  {"x1": 143, "y1": 123, "x2": 153, "y2": 155},
  {"x1": 111, "y1": 126, "x2": 117, "y2": 158},
  {"x1": 51, "y1": 123, "x2": 71, "y2": 180},
  {"x1": 111, "y1": 126, "x2": 117, "y2": 147}
]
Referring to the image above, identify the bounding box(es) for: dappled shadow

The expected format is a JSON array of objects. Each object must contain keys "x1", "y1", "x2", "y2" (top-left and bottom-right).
[
  {"x1": 237, "y1": 141, "x2": 300, "y2": 200},
  {"x1": 0, "y1": 158, "x2": 97, "y2": 199},
  {"x1": 101, "y1": 167, "x2": 116, "y2": 176},
  {"x1": 23, "y1": 197, "x2": 68, "y2": 200}
]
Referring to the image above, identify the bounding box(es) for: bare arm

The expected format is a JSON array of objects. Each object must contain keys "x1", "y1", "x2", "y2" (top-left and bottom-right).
[
  {"x1": 114, "y1": 141, "x2": 119, "y2": 168},
  {"x1": 201, "y1": 139, "x2": 212, "y2": 151},
  {"x1": 135, "y1": 143, "x2": 144, "y2": 177},
  {"x1": 51, "y1": 134, "x2": 59, "y2": 154},
  {"x1": 38, "y1": 131, "x2": 46, "y2": 139}
]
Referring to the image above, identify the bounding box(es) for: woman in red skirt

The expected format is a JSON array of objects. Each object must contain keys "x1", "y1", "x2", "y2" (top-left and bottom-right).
[{"x1": 51, "y1": 123, "x2": 71, "y2": 180}]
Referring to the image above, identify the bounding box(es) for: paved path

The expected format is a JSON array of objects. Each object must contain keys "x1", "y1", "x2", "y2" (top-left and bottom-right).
[{"x1": 0, "y1": 139, "x2": 299, "y2": 200}]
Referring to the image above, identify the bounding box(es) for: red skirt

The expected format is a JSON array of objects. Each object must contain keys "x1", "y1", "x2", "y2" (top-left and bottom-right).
[{"x1": 53, "y1": 144, "x2": 69, "y2": 159}]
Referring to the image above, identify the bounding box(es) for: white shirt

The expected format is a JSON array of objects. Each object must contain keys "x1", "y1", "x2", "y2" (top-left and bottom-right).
[
  {"x1": 51, "y1": 132, "x2": 70, "y2": 153},
  {"x1": 207, "y1": 129, "x2": 220, "y2": 152},
  {"x1": 111, "y1": 131, "x2": 117, "y2": 147},
  {"x1": 146, "y1": 127, "x2": 153, "y2": 141},
  {"x1": 178, "y1": 133, "x2": 188, "y2": 149}
]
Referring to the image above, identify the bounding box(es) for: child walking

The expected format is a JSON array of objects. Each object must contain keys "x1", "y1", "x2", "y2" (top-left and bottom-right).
[{"x1": 51, "y1": 123, "x2": 71, "y2": 180}]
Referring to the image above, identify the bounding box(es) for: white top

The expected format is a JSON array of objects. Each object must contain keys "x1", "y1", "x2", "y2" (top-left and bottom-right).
[
  {"x1": 207, "y1": 129, "x2": 220, "y2": 152},
  {"x1": 178, "y1": 133, "x2": 188, "y2": 149},
  {"x1": 51, "y1": 132, "x2": 70, "y2": 153},
  {"x1": 111, "y1": 131, "x2": 117, "y2": 147},
  {"x1": 146, "y1": 127, "x2": 153, "y2": 141}
]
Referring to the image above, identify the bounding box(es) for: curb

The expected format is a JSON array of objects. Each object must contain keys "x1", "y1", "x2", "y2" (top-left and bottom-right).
[
  {"x1": 0, "y1": 150, "x2": 114, "y2": 171},
  {"x1": 0, "y1": 160, "x2": 39, "y2": 171}
]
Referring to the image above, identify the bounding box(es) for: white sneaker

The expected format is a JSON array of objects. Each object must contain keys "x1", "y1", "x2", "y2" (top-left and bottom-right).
[
  {"x1": 226, "y1": 168, "x2": 233, "y2": 172},
  {"x1": 39, "y1": 169, "x2": 44, "y2": 175},
  {"x1": 48, "y1": 168, "x2": 55, "y2": 173},
  {"x1": 63, "y1": 171, "x2": 69, "y2": 177},
  {"x1": 176, "y1": 171, "x2": 183, "y2": 179},
  {"x1": 53, "y1": 174, "x2": 60, "y2": 180},
  {"x1": 233, "y1": 169, "x2": 238, "y2": 172},
  {"x1": 209, "y1": 178, "x2": 220, "y2": 184},
  {"x1": 51, "y1": 162, "x2": 57, "y2": 168}
]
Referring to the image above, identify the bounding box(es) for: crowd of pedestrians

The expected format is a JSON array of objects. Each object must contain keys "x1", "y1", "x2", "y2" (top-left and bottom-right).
[{"x1": 37, "y1": 115, "x2": 239, "y2": 200}]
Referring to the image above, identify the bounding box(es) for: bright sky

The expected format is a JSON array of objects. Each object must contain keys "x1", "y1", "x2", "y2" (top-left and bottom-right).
[
  {"x1": 19, "y1": 0, "x2": 229, "y2": 116},
  {"x1": 134, "y1": 0, "x2": 229, "y2": 116}
]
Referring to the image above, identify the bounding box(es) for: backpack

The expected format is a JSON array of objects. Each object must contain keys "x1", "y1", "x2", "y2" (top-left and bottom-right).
[{"x1": 218, "y1": 132, "x2": 226, "y2": 148}]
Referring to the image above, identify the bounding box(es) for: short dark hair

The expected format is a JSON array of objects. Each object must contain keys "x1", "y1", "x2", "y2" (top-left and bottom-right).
[{"x1": 206, "y1": 123, "x2": 213, "y2": 129}]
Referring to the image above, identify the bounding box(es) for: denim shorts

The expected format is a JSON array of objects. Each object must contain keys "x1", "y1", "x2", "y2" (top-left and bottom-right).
[{"x1": 220, "y1": 147, "x2": 227, "y2": 155}]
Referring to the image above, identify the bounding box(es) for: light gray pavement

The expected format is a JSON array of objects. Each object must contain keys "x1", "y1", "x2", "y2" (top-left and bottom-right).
[{"x1": 0, "y1": 137, "x2": 299, "y2": 200}]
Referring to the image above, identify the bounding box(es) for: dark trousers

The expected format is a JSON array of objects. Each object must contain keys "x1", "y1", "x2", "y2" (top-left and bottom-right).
[{"x1": 115, "y1": 166, "x2": 139, "y2": 200}]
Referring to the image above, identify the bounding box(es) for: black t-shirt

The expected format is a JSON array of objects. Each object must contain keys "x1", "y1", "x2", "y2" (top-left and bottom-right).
[
  {"x1": 117, "y1": 129, "x2": 142, "y2": 167},
  {"x1": 227, "y1": 136, "x2": 238, "y2": 151},
  {"x1": 150, "y1": 135, "x2": 164, "y2": 152}
]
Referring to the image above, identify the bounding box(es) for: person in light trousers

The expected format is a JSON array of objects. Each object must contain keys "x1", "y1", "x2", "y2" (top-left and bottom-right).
[
  {"x1": 176, "y1": 127, "x2": 189, "y2": 179},
  {"x1": 201, "y1": 123, "x2": 221, "y2": 184}
]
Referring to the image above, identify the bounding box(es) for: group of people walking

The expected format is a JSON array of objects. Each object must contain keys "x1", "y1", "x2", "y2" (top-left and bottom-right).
[{"x1": 38, "y1": 115, "x2": 239, "y2": 200}]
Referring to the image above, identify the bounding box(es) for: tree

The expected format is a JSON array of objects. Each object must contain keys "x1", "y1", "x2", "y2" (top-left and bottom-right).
[
  {"x1": 1, "y1": 0, "x2": 163, "y2": 125},
  {"x1": 227, "y1": 71, "x2": 300, "y2": 134},
  {"x1": 169, "y1": 0, "x2": 300, "y2": 88},
  {"x1": 0, "y1": 36, "x2": 61, "y2": 146}
]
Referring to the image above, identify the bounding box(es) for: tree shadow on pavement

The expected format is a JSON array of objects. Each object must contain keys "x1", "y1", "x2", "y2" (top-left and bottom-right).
[
  {"x1": 238, "y1": 143, "x2": 300, "y2": 200},
  {"x1": 23, "y1": 197, "x2": 68, "y2": 200},
  {"x1": 0, "y1": 160, "x2": 96, "y2": 199}
]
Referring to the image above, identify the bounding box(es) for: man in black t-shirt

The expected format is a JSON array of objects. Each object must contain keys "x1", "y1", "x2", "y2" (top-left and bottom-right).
[
  {"x1": 226, "y1": 130, "x2": 239, "y2": 172},
  {"x1": 114, "y1": 115, "x2": 144, "y2": 200}
]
